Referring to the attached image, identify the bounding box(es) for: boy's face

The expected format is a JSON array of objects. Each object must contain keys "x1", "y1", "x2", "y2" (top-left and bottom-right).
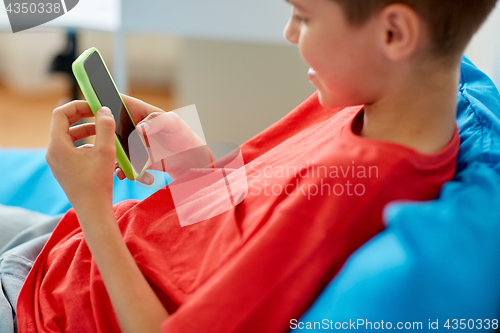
[{"x1": 284, "y1": 0, "x2": 385, "y2": 109}]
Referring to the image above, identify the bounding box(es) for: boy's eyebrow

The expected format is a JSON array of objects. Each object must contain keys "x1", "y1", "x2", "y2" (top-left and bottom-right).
[{"x1": 284, "y1": 0, "x2": 310, "y2": 12}]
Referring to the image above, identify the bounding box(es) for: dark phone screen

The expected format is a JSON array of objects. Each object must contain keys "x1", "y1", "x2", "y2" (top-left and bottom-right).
[{"x1": 84, "y1": 52, "x2": 149, "y2": 174}]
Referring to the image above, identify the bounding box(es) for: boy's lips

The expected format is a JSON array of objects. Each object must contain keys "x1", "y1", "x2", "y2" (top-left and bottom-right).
[{"x1": 308, "y1": 68, "x2": 317, "y2": 82}]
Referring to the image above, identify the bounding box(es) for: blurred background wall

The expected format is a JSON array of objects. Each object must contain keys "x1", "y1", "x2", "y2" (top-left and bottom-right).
[
  {"x1": 0, "y1": 0, "x2": 498, "y2": 148},
  {"x1": 466, "y1": 5, "x2": 500, "y2": 88}
]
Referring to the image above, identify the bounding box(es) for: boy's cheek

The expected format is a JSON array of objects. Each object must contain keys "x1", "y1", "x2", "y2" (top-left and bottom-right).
[{"x1": 297, "y1": 36, "x2": 317, "y2": 65}]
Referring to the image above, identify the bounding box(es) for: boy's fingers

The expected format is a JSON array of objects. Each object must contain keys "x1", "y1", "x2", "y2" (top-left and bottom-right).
[
  {"x1": 137, "y1": 171, "x2": 155, "y2": 185},
  {"x1": 50, "y1": 101, "x2": 94, "y2": 146},
  {"x1": 137, "y1": 111, "x2": 183, "y2": 135},
  {"x1": 136, "y1": 112, "x2": 163, "y2": 135},
  {"x1": 69, "y1": 123, "x2": 96, "y2": 142},
  {"x1": 121, "y1": 94, "x2": 165, "y2": 124},
  {"x1": 115, "y1": 167, "x2": 126, "y2": 180},
  {"x1": 94, "y1": 108, "x2": 116, "y2": 153}
]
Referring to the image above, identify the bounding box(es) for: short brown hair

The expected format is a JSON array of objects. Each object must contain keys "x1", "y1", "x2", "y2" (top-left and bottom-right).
[{"x1": 332, "y1": 0, "x2": 498, "y2": 57}]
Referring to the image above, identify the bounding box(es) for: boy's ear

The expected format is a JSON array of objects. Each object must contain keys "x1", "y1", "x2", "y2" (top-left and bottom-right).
[{"x1": 378, "y1": 4, "x2": 424, "y2": 62}]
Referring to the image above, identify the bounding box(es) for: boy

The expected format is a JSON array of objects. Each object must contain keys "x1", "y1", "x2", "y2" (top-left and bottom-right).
[{"x1": 1, "y1": 0, "x2": 497, "y2": 332}]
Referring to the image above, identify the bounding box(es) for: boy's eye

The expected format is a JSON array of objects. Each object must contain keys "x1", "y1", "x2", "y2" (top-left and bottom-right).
[{"x1": 293, "y1": 13, "x2": 308, "y2": 23}]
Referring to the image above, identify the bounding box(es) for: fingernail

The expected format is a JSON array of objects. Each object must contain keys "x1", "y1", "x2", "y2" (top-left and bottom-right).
[
  {"x1": 144, "y1": 174, "x2": 153, "y2": 184},
  {"x1": 140, "y1": 123, "x2": 151, "y2": 133},
  {"x1": 99, "y1": 107, "x2": 112, "y2": 115}
]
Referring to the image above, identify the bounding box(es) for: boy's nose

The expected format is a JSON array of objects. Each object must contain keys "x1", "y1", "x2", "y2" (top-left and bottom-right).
[{"x1": 284, "y1": 19, "x2": 299, "y2": 44}]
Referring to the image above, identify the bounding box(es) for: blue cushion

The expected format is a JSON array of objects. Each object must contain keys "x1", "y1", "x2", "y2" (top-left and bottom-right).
[
  {"x1": 0, "y1": 148, "x2": 161, "y2": 216},
  {"x1": 294, "y1": 58, "x2": 500, "y2": 331}
]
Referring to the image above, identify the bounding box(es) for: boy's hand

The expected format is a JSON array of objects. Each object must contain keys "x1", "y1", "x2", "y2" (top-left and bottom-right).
[
  {"x1": 46, "y1": 101, "x2": 116, "y2": 212},
  {"x1": 46, "y1": 102, "x2": 170, "y2": 333},
  {"x1": 117, "y1": 95, "x2": 207, "y2": 182}
]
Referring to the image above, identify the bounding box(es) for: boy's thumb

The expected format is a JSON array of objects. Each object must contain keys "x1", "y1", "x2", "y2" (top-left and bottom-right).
[
  {"x1": 95, "y1": 107, "x2": 116, "y2": 151},
  {"x1": 137, "y1": 111, "x2": 180, "y2": 135}
]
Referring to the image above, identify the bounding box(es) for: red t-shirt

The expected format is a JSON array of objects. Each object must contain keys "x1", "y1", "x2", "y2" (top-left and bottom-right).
[{"x1": 17, "y1": 92, "x2": 460, "y2": 333}]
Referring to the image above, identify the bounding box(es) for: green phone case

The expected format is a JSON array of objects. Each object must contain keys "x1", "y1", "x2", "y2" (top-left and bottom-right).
[{"x1": 72, "y1": 47, "x2": 149, "y2": 181}]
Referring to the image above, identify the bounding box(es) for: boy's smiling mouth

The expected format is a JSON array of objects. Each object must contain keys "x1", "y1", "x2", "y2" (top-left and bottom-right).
[{"x1": 307, "y1": 68, "x2": 317, "y2": 82}]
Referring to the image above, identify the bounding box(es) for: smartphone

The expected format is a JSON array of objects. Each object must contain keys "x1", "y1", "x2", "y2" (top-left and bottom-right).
[{"x1": 72, "y1": 47, "x2": 150, "y2": 181}]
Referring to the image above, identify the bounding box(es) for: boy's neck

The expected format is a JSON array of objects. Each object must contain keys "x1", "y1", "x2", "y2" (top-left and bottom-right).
[{"x1": 361, "y1": 64, "x2": 460, "y2": 154}]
